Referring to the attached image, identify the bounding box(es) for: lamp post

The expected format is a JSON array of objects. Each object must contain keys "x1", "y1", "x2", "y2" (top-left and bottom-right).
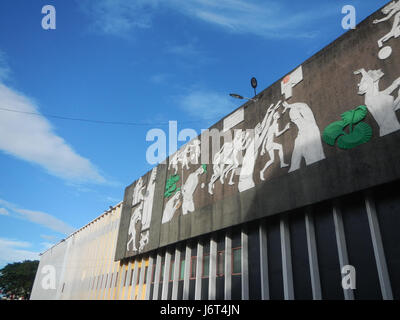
[
  {"x1": 229, "y1": 77, "x2": 259, "y2": 102},
  {"x1": 229, "y1": 93, "x2": 257, "y2": 102}
]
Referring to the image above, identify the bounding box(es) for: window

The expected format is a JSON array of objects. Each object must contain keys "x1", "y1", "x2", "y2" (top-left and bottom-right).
[
  {"x1": 99, "y1": 275, "x2": 104, "y2": 289},
  {"x1": 109, "y1": 274, "x2": 113, "y2": 288},
  {"x1": 104, "y1": 274, "x2": 108, "y2": 288},
  {"x1": 160, "y1": 262, "x2": 165, "y2": 283},
  {"x1": 232, "y1": 247, "x2": 242, "y2": 275},
  {"x1": 190, "y1": 256, "x2": 197, "y2": 279},
  {"x1": 202, "y1": 254, "x2": 210, "y2": 278},
  {"x1": 180, "y1": 259, "x2": 185, "y2": 281},
  {"x1": 130, "y1": 269, "x2": 134, "y2": 286},
  {"x1": 114, "y1": 272, "x2": 119, "y2": 287},
  {"x1": 151, "y1": 264, "x2": 156, "y2": 284},
  {"x1": 144, "y1": 266, "x2": 148, "y2": 284},
  {"x1": 217, "y1": 251, "x2": 225, "y2": 277},
  {"x1": 169, "y1": 260, "x2": 174, "y2": 282},
  {"x1": 136, "y1": 268, "x2": 141, "y2": 285}
]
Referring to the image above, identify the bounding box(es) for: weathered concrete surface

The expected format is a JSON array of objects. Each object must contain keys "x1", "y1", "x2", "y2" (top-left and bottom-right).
[{"x1": 116, "y1": 1, "x2": 400, "y2": 260}]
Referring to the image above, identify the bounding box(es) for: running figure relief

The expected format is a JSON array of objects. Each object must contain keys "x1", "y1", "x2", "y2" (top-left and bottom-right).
[
  {"x1": 373, "y1": 0, "x2": 400, "y2": 59},
  {"x1": 169, "y1": 139, "x2": 201, "y2": 175},
  {"x1": 354, "y1": 68, "x2": 400, "y2": 136},
  {"x1": 259, "y1": 107, "x2": 290, "y2": 181},
  {"x1": 127, "y1": 168, "x2": 157, "y2": 253}
]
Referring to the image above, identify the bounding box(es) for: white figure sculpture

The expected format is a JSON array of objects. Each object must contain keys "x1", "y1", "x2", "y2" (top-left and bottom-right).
[
  {"x1": 281, "y1": 66, "x2": 303, "y2": 99},
  {"x1": 182, "y1": 165, "x2": 206, "y2": 215},
  {"x1": 259, "y1": 112, "x2": 290, "y2": 181},
  {"x1": 126, "y1": 204, "x2": 142, "y2": 252},
  {"x1": 373, "y1": 1, "x2": 400, "y2": 48},
  {"x1": 282, "y1": 101, "x2": 325, "y2": 173},
  {"x1": 222, "y1": 131, "x2": 247, "y2": 186},
  {"x1": 354, "y1": 68, "x2": 400, "y2": 136},
  {"x1": 238, "y1": 102, "x2": 281, "y2": 192},
  {"x1": 168, "y1": 139, "x2": 201, "y2": 174},
  {"x1": 179, "y1": 145, "x2": 191, "y2": 171},
  {"x1": 208, "y1": 130, "x2": 247, "y2": 194},
  {"x1": 138, "y1": 231, "x2": 149, "y2": 252},
  {"x1": 132, "y1": 177, "x2": 145, "y2": 207},
  {"x1": 161, "y1": 191, "x2": 181, "y2": 224},
  {"x1": 141, "y1": 167, "x2": 157, "y2": 231},
  {"x1": 169, "y1": 152, "x2": 180, "y2": 175},
  {"x1": 188, "y1": 139, "x2": 201, "y2": 165}
]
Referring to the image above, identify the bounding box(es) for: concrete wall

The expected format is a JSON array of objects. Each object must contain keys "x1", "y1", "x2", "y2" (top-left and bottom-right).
[
  {"x1": 30, "y1": 204, "x2": 122, "y2": 300},
  {"x1": 116, "y1": 1, "x2": 400, "y2": 261}
]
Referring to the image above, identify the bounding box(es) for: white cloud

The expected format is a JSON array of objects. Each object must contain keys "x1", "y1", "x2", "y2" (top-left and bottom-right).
[
  {"x1": 0, "y1": 238, "x2": 39, "y2": 267},
  {"x1": 40, "y1": 242, "x2": 55, "y2": 251},
  {"x1": 0, "y1": 199, "x2": 76, "y2": 236},
  {"x1": 15, "y1": 209, "x2": 76, "y2": 236},
  {"x1": 0, "y1": 208, "x2": 9, "y2": 216},
  {"x1": 106, "y1": 196, "x2": 121, "y2": 204},
  {"x1": 149, "y1": 73, "x2": 171, "y2": 84},
  {"x1": 170, "y1": 0, "x2": 328, "y2": 39},
  {"x1": 78, "y1": 0, "x2": 160, "y2": 36},
  {"x1": 0, "y1": 84, "x2": 106, "y2": 184},
  {"x1": 79, "y1": 0, "x2": 337, "y2": 39},
  {"x1": 164, "y1": 40, "x2": 215, "y2": 66},
  {"x1": 166, "y1": 42, "x2": 202, "y2": 57},
  {"x1": 40, "y1": 234, "x2": 59, "y2": 242},
  {"x1": 177, "y1": 90, "x2": 236, "y2": 121}
]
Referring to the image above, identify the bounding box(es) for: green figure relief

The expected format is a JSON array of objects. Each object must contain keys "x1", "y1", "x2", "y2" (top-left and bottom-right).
[
  {"x1": 323, "y1": 105, "x2": 372, "y2": 149},
  {"x1": 164, "y1": 174, "x2": 181, "y2": 198}
]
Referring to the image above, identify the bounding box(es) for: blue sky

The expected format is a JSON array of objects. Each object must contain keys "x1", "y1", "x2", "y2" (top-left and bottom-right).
[{"x1": 0, "y1": 0, "x2": 385, "y2": 268}]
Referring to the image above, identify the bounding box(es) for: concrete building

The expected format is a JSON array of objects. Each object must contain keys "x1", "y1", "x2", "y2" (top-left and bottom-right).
[{"x1": 31, "y1": 1, "x2": 400, "y2": 300}]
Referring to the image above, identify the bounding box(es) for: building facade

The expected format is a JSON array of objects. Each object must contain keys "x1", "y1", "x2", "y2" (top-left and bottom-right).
[{"x1": 31, "y1": 1, "x2": 400, "y2": 300}]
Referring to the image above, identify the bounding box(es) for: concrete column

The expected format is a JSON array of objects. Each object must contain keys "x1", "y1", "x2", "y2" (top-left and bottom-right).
[
  {"x1": 365, "y1": 194, "x2": 393, "y2": 300},
  {"x1": 224, "y1": 232, "x2": 232, "y2": 300},
  {"x1": 144, "y1": 256, "x2": 154, "y2": 300},
  {"x1": 280, "y1": 216, "x2": 294, "y2": 300},
  {"x1": 195, "y1": 241, "x2": 203, "y2": 300},
  {"x1": 183, "y1": 244, "x2": 191, "y2": 300},
  {"x1": 118, "y1": 263, "x2": 130, "y2": 300},
  {"x1": 305, "y1": 210, "x2": 322, "y2": 300},
  {"x1": 172, "y1": 246, "x2": 181, "y2": 300},
  {"x1": 259, "y1": 222, "x2": 269, "y2": 300},
  {"x1": 332, "y1": 204, "x2": 354, "y2": 300},
  {"x1": 161, "y1": 250, "x2": 172, "y2": 300},
  {"x1": 152, "y1": 253, "x2": 162, "y2": 300},
  {"x1": 209, "y1": 237, "x2": 217, "y2": 300},
  {"x1": 129, "y1": 260, "x2": 139, "y2": 300},
  {"x1": 137, "y1": 258, "x2": 146, "y2": 300}
]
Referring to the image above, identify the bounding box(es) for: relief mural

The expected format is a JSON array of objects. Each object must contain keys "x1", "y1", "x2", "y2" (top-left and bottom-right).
[
  {"x1": 374, "y1": 0, "x2": 400, "y2": 59},
  {"x1": 126, "y1": 167, "x2": 157, "y2": 254},
  {"x1": 121, "y1": 4, "x2": 400, "y2": 258}
]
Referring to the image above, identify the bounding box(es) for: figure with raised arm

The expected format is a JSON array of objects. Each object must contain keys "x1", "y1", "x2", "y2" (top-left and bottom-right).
[
  {"x1": 354, "y1": 68, "x2": 400, "y2": 136},
  {"x1": 373, "y1": 1, "x2": 400, "y2": 48},
  {"x1": 259, "y1": 111, "x2": 290, "y2": 181},
  {"x1": 282, "y1": 101, "x2": 325, "y2": 173}
]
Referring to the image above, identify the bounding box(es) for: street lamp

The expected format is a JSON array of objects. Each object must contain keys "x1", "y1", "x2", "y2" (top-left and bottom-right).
[
  {"x1": 229, "y1": 77, "x2": 259, "y2": 102},
  {"x1": 229, "y1": 93, "x2": 257, "y2": 102}
]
